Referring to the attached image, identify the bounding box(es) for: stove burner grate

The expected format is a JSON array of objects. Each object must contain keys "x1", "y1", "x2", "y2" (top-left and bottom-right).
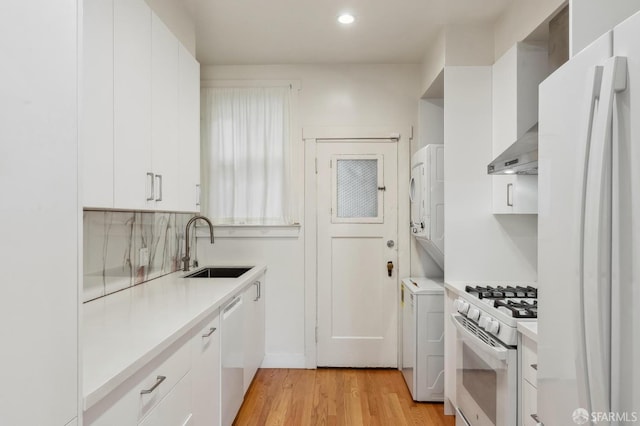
[
  {"x1": 494, "y1": 299, "x2": 538, "y2": 318},
  {"x1": 465, "y1": 285, "x2": 537, "y2": 299},
  {"x1": 464, "y1": 285, "x2": 538, "y2": 318}
]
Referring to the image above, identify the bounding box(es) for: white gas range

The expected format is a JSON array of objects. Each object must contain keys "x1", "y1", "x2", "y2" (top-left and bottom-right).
[
  {"x1": 451, "y1": 284, "x2": 537, "y2": 426},
  {"x1": 454, "y1": 284, "x2": 538, "y2": 346}
]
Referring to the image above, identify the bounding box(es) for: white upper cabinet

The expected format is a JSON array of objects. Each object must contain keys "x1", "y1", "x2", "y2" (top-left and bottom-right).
[
  {"x1": 179, "y1": 45, "x2": 202, "y2": 212},
  {"x1": 151, "y1": 13, "x2": 180, "y2": 211},
  {"x1": 82, "y1": 0, "x2": 200, "y2": 212},
  {"x1": 113, "y1": 0, "x2": 153, "y2": 210},
  {"x1": 492, "y1": 42, "x2": 548, "y2": 214},
  {"x1": 82, "y1": 0, "x2": 114, "y2": 208}
]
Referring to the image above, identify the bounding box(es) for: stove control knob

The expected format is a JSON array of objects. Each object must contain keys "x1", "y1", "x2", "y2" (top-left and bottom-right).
[
  {"x1": 453, "y1": 298, "x2": 463, "y2": 311},
  {"x1": 486, "y1": 320, "x2": 500, "y2": 334},
  {"x1": 468, "y1": 308, "x2": 480, "y2": 321},
  {"x1": 478, "y1": 316, "x2": 490, "y2": 329},
  {"x1": 457, "y1": 301, "x2": 470, "y2": 314}
]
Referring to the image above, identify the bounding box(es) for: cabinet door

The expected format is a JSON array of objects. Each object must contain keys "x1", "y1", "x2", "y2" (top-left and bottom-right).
[
  {"x1": 0, "y1": 1, "x2": 78, "y2": 424},
  {"x1": 492, "y1": 45, "x2": 518, "y2": 156},
  {"x1": 178, "y1": 45, "x2": 201, "y2": 212},
  {"x1": 114, "y1": 0, "x2": 152, "y2": 210},
  {"x1": 151, "y1": 12, "x2": 180, "y2": 211},
  {"x1": 82, "y1": 0, "x2": 114, "y2": 208},
  {"x1": 85, "y1": 336, "x2": 192, "y2": 425},
  {"x1": 493, "y1": 175, "x2": 537, "y2": 214},
  {"x1": 522, "y1": 379, "x2": 538, "y2": 426},
  {"x1": 491, "y1": 43, "x2": 546, "y2": 215},
  {"x1": 139, "y1": 372, "x2": 193, "y2": 426},
  {"x1": 192, "y1": 314, "x2": 221, "y2": 426},
  {"x1": 493, "y1": 175, "x2": 516, "y2": 214},
  {"x1": 243, "y1": 277, "x2": 266, "y2": 394},
  {"x1": 443, "y1": 289, "x2": 457, "y2": 413}
]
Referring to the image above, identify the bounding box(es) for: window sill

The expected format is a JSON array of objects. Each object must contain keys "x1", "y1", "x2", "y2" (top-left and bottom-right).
[{"x1": 195, "y1": 223, "x2": 301, "y2": 239}]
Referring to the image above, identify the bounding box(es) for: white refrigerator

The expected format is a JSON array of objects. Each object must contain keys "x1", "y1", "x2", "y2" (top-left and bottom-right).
[{"x1": 538, "y1": 10, "x2": 640, "y2": 426}]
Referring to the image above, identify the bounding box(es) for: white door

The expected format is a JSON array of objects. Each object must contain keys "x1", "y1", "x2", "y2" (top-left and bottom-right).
[{"x1": 316, "y1": 140, "x2": 398, "y2": 367}]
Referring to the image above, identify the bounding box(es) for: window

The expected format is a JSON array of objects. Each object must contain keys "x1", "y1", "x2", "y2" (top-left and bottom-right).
[{"x1": 201, "y1": 86, "x2": 293, "y2": 225}]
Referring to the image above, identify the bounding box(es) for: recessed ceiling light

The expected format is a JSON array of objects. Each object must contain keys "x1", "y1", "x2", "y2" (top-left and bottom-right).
[{"x1": 338, "y1": 13, "x2": 355, "y2": 24}]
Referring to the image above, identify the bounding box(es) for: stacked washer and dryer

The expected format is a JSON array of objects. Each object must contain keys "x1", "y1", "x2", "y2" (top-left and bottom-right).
[
  {"x1": 400, "y1": 144, "x2": 446, "y2": 402},
  {"x1": 410, "y1": 144, "x2": 445, "y2": 269}
]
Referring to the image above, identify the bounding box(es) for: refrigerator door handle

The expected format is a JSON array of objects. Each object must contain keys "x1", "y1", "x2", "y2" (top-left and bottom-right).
[
  {"x1": 581, "y1": 56, "x2": 627, "y2": 416},
  {"x1": 575, "y1": 64, "x2": 604, "y2": 414}
]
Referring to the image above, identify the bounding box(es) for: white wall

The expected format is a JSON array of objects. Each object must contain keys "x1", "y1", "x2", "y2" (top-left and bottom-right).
[
  {"x1": 493, "y1": 0, "x2": 566, "y2": 60},
  {"x1": 420, "y1": 31, "x2": 446, "y2": 97},
  {"x1": 444, "y1": 67, "x2": 537, "y2": 283},
  {"x1": 417, "y1": 98, "x2": 444, "y2": 153},
  {"x1": 444, "y1": 23, "x2": 495, "y2": 66},
  {"x1": 419, "y1": 24, "x2": 494, "y2": 97},
  {"x1": 570, "y1": 0, "x2": 640, "y2": 56},
  {"x1": 202, "y1": 64, "x2": 420, "y2": 127},
  {"x1": 198, "y1": 64, "x2": 424, "y2": 366}
]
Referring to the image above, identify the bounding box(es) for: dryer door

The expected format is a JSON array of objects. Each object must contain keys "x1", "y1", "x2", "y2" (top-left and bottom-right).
[{"x1": 410, "y1": 160, "x2": 425, "y2": 235}]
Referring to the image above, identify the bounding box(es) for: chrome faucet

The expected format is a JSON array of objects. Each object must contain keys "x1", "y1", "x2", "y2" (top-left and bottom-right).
[{"x1": 182, "y1": 215, "x2": 214, "y2": 272}]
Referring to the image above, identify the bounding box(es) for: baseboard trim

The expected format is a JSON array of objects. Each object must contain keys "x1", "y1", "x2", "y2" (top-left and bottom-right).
[{"x1": 260, "y1": 353, "x2": 308, "y2": 368}]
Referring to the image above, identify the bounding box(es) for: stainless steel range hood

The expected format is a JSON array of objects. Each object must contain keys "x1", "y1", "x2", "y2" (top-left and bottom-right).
[{"x1": 487, "y1": 124, "x2": 538, "y2": 175}]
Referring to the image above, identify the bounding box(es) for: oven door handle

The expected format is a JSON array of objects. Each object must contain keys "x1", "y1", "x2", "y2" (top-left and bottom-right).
[{"x1": 451, "y1": 314, "x2": 508, "y2": 361}]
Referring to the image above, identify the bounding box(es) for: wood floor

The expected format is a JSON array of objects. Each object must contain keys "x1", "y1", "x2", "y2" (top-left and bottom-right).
[{"x1": 234, "y1": 368, "x2": 456, "y2": 426}]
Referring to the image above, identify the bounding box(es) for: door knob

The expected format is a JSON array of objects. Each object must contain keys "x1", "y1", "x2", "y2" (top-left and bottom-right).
[{"x1": 387, "y1": 261, "x2": 394, "y2": 277}]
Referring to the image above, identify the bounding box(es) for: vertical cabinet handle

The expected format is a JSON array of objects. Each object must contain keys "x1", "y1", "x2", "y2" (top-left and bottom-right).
[
  {"x1": 140, "y1": 375, "x2": 166, "y2": 394},
  {"x1": 253, "y1": 281, "x2": 260, "y2": 301},
  {"x1": 195, "y1": 184, "x2": 201, "y2": 206},
  {"x1": 506, "y1": 183, "x2": 513, "y2": 207},
  {"x1": 155, "y1": 174, "x2": 163, "y2": 201},
  {"x1": 146, "y1": 172, "x2": 155, "y2": 201}
]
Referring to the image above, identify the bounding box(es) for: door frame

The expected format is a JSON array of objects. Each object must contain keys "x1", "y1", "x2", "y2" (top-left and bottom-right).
[{"x1": 303, "y1": 125, "x2": 412, "y2": 368}]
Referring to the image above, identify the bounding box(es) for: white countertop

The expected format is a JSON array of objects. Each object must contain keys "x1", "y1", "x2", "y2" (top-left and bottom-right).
[
  {"x1": 82, "y1": 264, "x2": 266, "y2": 410},
  {"x1": 517, "y1": 321, "x2": 538, "y2": 342},
  {"x1": 444, "y1": 281, "x2": 466, "y2": 295},
  {"x1": 402, "y1": 277, "x2": 444, "y2": 295}
]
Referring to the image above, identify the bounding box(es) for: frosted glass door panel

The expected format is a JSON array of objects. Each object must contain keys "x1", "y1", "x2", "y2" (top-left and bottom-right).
[{"x1": 332, "y1": 155, "x2": 383, "y2": 223}]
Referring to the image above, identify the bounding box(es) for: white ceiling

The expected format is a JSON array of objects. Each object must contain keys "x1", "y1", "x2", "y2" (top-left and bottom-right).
[{"x1": 186, "y1": 0, "x2": 513, "y2": 65}]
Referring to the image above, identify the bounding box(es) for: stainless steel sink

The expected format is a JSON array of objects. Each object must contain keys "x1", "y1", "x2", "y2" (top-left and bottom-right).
[{"x1": 184, "y1": 267, "x2": 253, "y2": 279}]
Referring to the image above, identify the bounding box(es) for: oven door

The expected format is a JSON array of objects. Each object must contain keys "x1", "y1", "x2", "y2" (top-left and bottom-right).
[{"x1": 451, "y1": 314, "x2": 517, "y2": 426}]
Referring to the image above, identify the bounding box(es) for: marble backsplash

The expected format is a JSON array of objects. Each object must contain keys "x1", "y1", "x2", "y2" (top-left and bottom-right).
[{"x1": 83, "y1": 210, "x2": 195, "y2": 302}]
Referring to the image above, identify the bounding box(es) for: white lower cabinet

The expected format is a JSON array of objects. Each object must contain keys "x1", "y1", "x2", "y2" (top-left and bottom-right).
[
  {"x1": 443, "y1": 288, "x2": 457, "y2": 413},
  {"x1": 522, "y1": 379, "x2": 538, "y2": 426},
  {"x1": 519, "y1": 334, "x2": 538, "y2": 426},
  {"x1": 139, "y1": 372, "x2": 193, "y2": 426},
  {"x1": 191, "y1": 313, "x2": 221, "y2": 425},
  {"x1": 84, "y1": 335, "x2": 192, "y2": 426},
  {"x1": 243, "y1": 275, "x2": 266, "y2": 394},
  {"x1": 85, "y1": 276, "x2": 267, "y2": 426}
]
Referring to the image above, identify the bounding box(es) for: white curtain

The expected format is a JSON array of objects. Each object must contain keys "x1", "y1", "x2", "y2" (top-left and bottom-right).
[{"x1": 201, "y1": 86, "x2": 293, "y2": 225}]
